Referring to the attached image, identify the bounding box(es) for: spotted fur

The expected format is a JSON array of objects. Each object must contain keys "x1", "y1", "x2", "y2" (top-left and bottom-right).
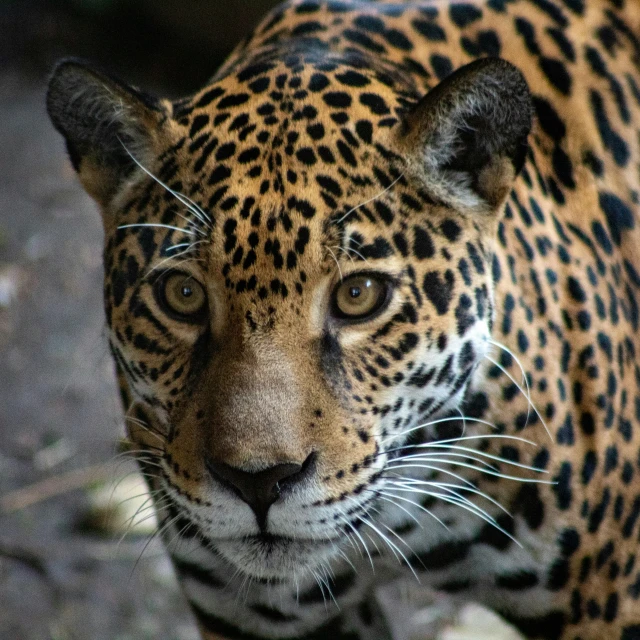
[{"x1": 47, "y1": 1, "x2": 640, "y2": 638}]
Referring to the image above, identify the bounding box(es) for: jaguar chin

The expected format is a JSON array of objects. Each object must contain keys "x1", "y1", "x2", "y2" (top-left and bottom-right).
[{"x1": 214, "y1": 535, "x2": 341, "y2": 582}]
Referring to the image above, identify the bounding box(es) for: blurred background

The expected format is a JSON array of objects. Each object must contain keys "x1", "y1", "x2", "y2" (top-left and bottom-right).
[{"x1": 0, "y1": 2, "x2": 278, "y2": 639}]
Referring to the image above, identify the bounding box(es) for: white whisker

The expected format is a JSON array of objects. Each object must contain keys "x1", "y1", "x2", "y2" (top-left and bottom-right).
[
  {"x1": 120, "y1": 141, "x2": 212, "y2": 228},
  {"x1": 337, "y1": 172, "x2": 404, "y2": 224},
  {"x1": 356, "y1": 514, "x2": 420, "y2": 581},
  {"x1": 380, "y1": 416, "x2": 500, "y2": 444},
  {"x1": 377, "y1": 490, "x2": 449, "y2": 531},
  {"x1": 388, "y1": 478, "x2": 510, "y2": 517},
  {"x1": 383, "y1": 485, "x2": 520, "y2": 547},
  {"x1": 388, "y1": 456, "x2": 554, "y2": 484},
  {"x1": 487, "y1": 337, "x2": 529, "y2": 387},
  {"x1": 336, "y1": 510, "x2": 375, "y2": 571},
  {"x1": 146, "y1": 241, "x2": 207, "y2": 276},
  {"x1": 485, "y1": 355, "x2": 552, "y2": 440},
  {"x1": 405, "y1": 441, "x2": 548, "y2": 474}
]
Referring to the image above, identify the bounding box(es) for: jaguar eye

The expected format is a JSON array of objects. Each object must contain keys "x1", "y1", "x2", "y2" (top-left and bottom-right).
[
  {"x1": 157, "y1": 272, "x2": 207, "y2": 320},
  {"x1": 332, "y1": 273, "x2": 390, "y2": 321}
]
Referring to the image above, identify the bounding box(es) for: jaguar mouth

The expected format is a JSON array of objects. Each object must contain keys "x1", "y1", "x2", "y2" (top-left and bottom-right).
[
  {"x1": 214, "y1": 533, "x2": 342, "y2": 580},
  {"x1": 245, "y1": 532, "x2": 342, "y2": 545}
]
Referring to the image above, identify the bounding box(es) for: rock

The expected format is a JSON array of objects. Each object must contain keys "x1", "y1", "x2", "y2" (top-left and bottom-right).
[
  {"x1": 81, "y1": 472, "x2": 157, "y2": 537},
  {"x1": 0, "y1": 264, "x2": 23, "y2": 309}
]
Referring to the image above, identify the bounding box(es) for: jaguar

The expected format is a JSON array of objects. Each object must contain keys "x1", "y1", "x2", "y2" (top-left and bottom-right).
[{"x1": 46, "y1": 0, "x2": 640, "y2": 638}]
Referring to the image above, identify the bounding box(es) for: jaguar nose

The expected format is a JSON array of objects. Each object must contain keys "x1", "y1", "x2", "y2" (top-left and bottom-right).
[{"x1": 206, "y1": 453, "x2": 315, "y2": 529}]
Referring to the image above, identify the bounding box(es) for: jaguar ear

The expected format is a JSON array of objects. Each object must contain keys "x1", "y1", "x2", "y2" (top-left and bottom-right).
[
  {"x1": 47, "y1": 58, "x2": 169, "y2": 207},
  {"x1": 395, "y1": 58, "x2": 532, "y2": 214}
]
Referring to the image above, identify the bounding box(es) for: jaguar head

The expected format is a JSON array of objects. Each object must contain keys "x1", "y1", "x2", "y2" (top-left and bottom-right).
[{"x1": 47, "y1": 53, "x2": 531, "y2": 580}]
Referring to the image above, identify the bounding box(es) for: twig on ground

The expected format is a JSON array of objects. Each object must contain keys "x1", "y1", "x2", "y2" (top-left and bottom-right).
[
  {"x1": 0, "y1": 541, "x2": 48, "y2": 577},
  {"x1": 0, "y1": 540, "x2": 61, "y2": 605},
  {"x1": 0, "y1": 461, "x2": 115, "y2": 513}
]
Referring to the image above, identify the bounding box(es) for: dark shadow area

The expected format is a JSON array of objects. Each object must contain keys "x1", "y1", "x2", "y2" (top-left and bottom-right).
[{"x1": 1, "y1": 0, "x2": 278, "y2": 94}]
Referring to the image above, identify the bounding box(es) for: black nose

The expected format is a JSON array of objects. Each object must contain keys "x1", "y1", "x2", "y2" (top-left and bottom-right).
[{"x1": 206, "y1": 453, "x2": 315, "y2": 529}]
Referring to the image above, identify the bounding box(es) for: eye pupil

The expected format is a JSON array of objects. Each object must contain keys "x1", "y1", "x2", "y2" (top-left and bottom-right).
[
  {"x1": 333, "y1": 274, "x2": 389, "y2": 321},
  {"x1": 157, "y1": 271, "x2": 207, "y2": 321}
]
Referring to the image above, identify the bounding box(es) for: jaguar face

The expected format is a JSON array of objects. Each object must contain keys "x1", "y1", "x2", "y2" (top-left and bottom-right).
[{"x1": 47, "y1": 54, "x2": 531, "y2": 580}]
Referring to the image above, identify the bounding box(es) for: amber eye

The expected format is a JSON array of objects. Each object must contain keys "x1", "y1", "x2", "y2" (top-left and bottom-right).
[
  {"x1": 332, "y1": 274, "x2": 389, "y2": 320},
  {"x1": 158, "y1": 272, "x2": 207, "y2": 320}
]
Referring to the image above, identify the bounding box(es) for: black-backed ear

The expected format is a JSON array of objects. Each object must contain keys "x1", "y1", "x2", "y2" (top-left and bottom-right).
[
  {"x1": 395, "y1": 58, "x2": 532, "y2": 214},
  {"x1": 47, "y1": 58, "x2": 169, "y2": 207}
]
